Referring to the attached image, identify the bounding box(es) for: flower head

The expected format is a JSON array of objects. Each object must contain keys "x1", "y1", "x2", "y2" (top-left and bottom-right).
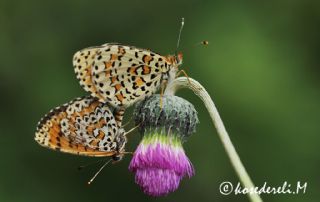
[{"x1": 129, "y1": 95, "x2": 199, "y2": 196}]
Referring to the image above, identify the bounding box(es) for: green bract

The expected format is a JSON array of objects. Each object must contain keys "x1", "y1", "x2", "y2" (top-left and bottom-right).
[{"x1": 134, "y1": 94, "x2": 199, "y2": 140}]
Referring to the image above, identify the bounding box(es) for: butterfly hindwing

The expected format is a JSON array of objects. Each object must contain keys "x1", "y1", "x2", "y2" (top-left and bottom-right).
[{"x1": 35, "y1": 96, "x2": 126, "y2": 157}]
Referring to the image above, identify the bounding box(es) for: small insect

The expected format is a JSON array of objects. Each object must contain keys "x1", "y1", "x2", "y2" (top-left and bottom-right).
[
  {"x1": 201, "y1": 40, "x2": 209, "y2": 45},
  {"x1": 35, "y1": 96, "x2": 127, "y2": 161},
  {"x1": 72, "y1": 19, "x2": 186, "y2": 112}
]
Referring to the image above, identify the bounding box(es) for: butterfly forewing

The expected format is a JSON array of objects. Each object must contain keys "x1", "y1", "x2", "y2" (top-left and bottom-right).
[
  {"x1": 35, "y1": 96, "x2": 126, "y2": 157},
  {"x1": 73, "y1": 43, "x2": 172, "y2": 108}
]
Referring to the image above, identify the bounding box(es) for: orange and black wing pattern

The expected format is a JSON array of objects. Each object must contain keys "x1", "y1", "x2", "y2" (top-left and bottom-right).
[
  {"x1": 73, "y1": 43, "x2": 172, "y2": 108},
  {"x1": 35, "y1": 96, "x2": 126, "y2": 157}
]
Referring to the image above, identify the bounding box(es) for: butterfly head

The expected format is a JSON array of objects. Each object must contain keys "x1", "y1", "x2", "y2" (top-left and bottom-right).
[
  {"x1": 164, "y1": 53, "x2": 182, "y2": 83},
  {"x1": 112, "y1": 154, "x2": 123, "y2": 162},
  {"x1": 175, "y1": 52, "x2": 183, "y2": 66},
  {"x1": 111, "y1": 128, "x2": 127, "y2": 162},
  {"x1": 166, "y1": 52, "x2": 183, "y2": 68}
]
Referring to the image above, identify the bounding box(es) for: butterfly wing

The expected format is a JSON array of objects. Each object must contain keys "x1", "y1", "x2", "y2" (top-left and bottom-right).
[
  {"x1": 73, "y1": 43, "x2": 170, "y2": 107},
  {"x1": 35, "y1": 96, "x2": 126, "y2": 157}
]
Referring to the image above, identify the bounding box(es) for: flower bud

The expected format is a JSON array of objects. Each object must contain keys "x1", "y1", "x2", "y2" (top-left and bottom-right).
[{"x1": 129, "y1": 95, "x2": 199, "y2": 196}]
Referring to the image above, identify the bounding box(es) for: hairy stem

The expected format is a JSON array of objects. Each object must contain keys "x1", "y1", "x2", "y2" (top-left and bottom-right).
[{"x1": 165, "y1": 77, "x2": 262, "y2": 202}]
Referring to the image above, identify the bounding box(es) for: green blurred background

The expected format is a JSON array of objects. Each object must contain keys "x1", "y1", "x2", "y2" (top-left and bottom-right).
[{"x1": 1, "y1": 0, "x2": 319, "y2": 201}]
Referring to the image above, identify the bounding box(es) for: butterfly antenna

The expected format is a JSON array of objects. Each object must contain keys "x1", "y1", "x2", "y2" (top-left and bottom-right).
[
  {"x1": 77, "y1": 159, "x2": 105, "y2": 171},
  {"x1": 175, "y1": 17, "x2": 185, "y2": 54},
  {"x1": 87, "y1": 159, "x2": 112, "y2": 185}
]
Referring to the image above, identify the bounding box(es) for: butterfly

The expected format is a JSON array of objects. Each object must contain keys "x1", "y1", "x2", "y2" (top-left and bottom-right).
[
  {"x1": 72, "y1": 43, "x2": 183, "y2": 109},
  {"x1": 72, "y1": 19, "x2": 187, "y2": 127},
  {"x1": 35, "y1": 96, "x2": 127, "y2": 160}
]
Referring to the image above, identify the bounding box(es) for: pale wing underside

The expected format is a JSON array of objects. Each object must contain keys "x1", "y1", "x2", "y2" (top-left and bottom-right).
[
  {"x1": 73, "y1": 43, "x2": 170, "y2": 107},
  {"x1": 34, "y1": 96, "x2": 126, "y2": 157}
]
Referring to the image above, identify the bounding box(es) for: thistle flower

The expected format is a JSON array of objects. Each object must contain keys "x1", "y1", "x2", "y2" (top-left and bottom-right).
[{"x1": 129, "y1": 95, "x2": 199, "y2": 197}]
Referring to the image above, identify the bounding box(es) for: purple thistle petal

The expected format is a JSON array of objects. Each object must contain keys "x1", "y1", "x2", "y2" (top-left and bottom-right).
[
  {"x1": 135, "y1": 168, "x2": 181, "y2": 197},
  {"x1": 129, "y1": 133, "x2": 194, "y2": 196}
]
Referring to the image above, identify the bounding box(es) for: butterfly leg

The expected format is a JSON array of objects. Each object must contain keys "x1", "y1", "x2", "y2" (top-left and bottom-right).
[
  {"x1": 120, "y1": 151, "x2": 133, "y2": 155},
  {"x1": 160, "y1": 79, "x2": 168, "y2": 109},
  {"x1": 176, "y1": 69, "x2": 191, "y2": 84},
  {"x1": 113, "y1": 107, "x2": 125, "y2": 128},
  {"x1": 124, "y1": 123, "x2": 141, "y2": 137},
  {"x1": 121, "y1": 116, "x2": 133, "y2": 128}
]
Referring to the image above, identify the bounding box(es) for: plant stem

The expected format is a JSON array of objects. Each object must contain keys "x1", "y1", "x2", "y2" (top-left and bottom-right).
[{"x1": 164, "y1": 77, "x2": 262, "y2": 202}]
